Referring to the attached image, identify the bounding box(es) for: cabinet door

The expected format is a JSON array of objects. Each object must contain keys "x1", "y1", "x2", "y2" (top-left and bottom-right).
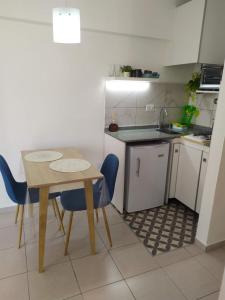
[
  {"x1": 104, "y1": 134, "x2": 126, "y2": 213},
  {"x1": 175, "y1": 144, "x2": 202, "y2": 210},
  {"x1": 196, "y1": 152, "x2": 209, "y2": 214},
  {"x1": 166, "y1": 0, "x2": 205, "y2": 66},
  {"x1": 169, "y1": 144, "x2": 180, "y2": 199},
  {"x1": 126, "y1": 144, "x2": 169, "y2": 212},
  {"x1": 199, "y1": 0, "x2": 225, "y2": 64}
]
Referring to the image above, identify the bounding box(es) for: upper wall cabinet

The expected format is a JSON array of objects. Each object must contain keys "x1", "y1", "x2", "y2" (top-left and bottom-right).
[{"x1": 166, "y1": 0, "x2": 225, "y2": 66}]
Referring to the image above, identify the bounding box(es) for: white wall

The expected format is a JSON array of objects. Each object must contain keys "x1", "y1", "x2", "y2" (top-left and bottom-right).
[
  {"x1": 0, "y1": 0, "x2": 176, "y2": 40},
  {"x1": 196, "y1": 64, "x2": 225, "y2": 246},
  {"x1": 0, "y1": 1, "x2": 193, "y2": 208}
]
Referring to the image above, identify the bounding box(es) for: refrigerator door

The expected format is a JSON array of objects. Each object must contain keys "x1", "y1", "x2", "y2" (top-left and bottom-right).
[{"x1": 126, "y1": 143, "x2": 169, "y2": 213}]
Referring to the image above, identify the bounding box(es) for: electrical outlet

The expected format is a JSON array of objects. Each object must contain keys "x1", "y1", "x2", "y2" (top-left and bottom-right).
[{"x1": 146, "y1": 104, "x2": 155, "y2": 112}]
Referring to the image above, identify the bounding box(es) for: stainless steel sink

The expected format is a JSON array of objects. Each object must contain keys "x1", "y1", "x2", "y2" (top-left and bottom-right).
[{"x1": 156, "y1": 128, "x2": 181, "y2": 135}]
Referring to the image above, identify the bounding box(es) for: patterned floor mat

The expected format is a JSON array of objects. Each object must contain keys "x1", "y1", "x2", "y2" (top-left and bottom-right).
[{"x1": 124, "y1": 199, "x2": 198, "y2": 256}]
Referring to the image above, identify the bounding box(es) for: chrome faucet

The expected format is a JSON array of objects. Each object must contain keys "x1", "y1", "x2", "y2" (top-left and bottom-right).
[{"x1": 159, "y1": 107, "x2": 168, "y2": 129}]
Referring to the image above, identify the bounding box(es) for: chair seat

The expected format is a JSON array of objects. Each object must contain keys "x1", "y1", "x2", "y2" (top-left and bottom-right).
[
  {"x1": 15, "y1": 182, "x2": 60, "y2": 205},
  {"x1": 60, "y1": 184, "x2": 109, "y2": 211},
  {"x1": 29, "y1": 188, "x2": 60, "y2": 203}
]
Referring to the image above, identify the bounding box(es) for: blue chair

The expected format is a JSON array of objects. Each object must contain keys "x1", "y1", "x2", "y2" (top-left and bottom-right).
[
  {"x1": 0, "y1": 155, "x2": 63, "y2": 248},
  {"x1": 60, "y1": 154, "x2": 119, "y2": 255}
]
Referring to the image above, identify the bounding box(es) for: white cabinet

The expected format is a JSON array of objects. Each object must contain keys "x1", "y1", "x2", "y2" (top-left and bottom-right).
[
  {"x1": 196, "y1": 151, "x2": 209, "y2": 213},
  {"x1": 175, "y1": 144, "x2": 202, "y2": 210},
  {"x1": 104, "y1": 134, "x2": 126, "y2": 213},
  {"x1": 166, "y1": 0, "x2": 225, "y2": 66},
  {"x1": 169, "y1": 143, "x2": 180, "y2": 199}
]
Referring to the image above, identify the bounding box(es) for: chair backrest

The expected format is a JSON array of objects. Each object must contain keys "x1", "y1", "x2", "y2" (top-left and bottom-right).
[
  {"x1": 0, "y1": 155, "x2": 17, "y2": 203},
  {"x1": 99, "y1": 154, "x2": 119, "y2": 200}
]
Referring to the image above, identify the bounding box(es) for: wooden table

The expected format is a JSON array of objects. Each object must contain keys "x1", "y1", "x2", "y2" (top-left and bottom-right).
[{"x1": 22, "y1": 148, "x2": 103, "y2": 273}]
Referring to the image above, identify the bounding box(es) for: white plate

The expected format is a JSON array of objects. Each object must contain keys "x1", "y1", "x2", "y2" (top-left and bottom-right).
[
  {"x1": 49, "y1": 158, "x2": 91, "y2": 173},
  {"x1": 25, "y1": 151, "x2": 63, "y2": 163}
]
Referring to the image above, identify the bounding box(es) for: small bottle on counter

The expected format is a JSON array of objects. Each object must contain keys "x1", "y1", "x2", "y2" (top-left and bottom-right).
[{"x1": 109, "y1": 112, "x2": 119, "y2": 132}]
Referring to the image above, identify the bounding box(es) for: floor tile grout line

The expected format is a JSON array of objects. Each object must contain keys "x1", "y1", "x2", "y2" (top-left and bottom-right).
[
  {"x1": 159, "y1": 267, "x2": 189, "y2": 300},
  {"x1": 197, "y1": 290, "x2": 220, "y2": 299},
  {"x1": 107, "y1": 240, "x2": 137, "y2": 300},
  {"x1": 0, "y1": 271, "x2": 28, "y2": 282},
  {"x1": 68, "y1": 253, "x2": 82, "y2": 295},
  {"x1": 193, "y1": 254, "x2": 225, "y2": 283},
  {"x1": 78, "y1": 279, "x2": 129, "y2": 296}
]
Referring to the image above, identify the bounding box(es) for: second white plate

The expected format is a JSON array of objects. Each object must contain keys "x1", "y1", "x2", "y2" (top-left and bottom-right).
[{"x1": 49, "y1": 158, "x2": 91, "y2": 173}]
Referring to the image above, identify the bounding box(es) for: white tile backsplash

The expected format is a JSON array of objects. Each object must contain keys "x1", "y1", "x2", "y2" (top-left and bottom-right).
[
  {"x1": 192, "y1": 94, "x2": 217, "y2": 127},
  {"x1": 105, "y1": 83, "x2": 186, "y2": 127},
  {"x1": 136, "y1": 108, "x2": 160, "y2": 126},
  {"x1": 105, "y1": 83, "x2": 217, "y2": 128}
]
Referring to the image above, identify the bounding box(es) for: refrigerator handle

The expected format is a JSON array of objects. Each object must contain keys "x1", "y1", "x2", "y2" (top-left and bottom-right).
[{"x1": 136, "y1": 157, "x2": 141, "y2": 177}]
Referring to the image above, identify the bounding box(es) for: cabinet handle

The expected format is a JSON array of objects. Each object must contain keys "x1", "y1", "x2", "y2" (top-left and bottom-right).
[
  {"x1": 175, "y1": 149, "x2": 179, "y2": 153},
  {"x1": 158, "y1": 154, "x2": 164, "y2": 158},
  {"x1": 136, "y1": 158, "x2": 141, "y2": 177},
  {"x1": 203, "y1": 158, "x2": 207, "y2": 163}
]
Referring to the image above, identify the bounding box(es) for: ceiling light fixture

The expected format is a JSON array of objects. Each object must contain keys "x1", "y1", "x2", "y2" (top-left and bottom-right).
[{"x1": 53, "y1": 8, "x2": 81, "y2": 44}]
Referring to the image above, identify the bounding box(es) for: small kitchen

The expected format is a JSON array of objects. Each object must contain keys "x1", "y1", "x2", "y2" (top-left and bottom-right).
[
  {"x1": 104, "y1": 0, "x2": 224, "y2": 256},
  {"x1": 2, "y1": 1, "x2": 225, "y2": 299}
]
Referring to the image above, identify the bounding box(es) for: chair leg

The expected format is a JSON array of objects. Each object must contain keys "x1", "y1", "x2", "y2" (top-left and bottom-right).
[
  {"x1": 54, "y1": 200, "x2": 65, "y2": 235},
  {"x1": 59, "y1": 209, "x2": 65, "y2": 231},
  {"x1": 102, "y1": 207, "x2": 112, "y2": 247},
  {"x1": 15, "y1": 204, "x2": 20, "y2": 224},
  {"x1": 18, "y1": 205, "x2": 24, "y2": 249},
  {"x1": 64, "y1": 211, "x2": 74, "y2": 256},
  {"x1": 95, "y1": 209, "x2": 99, "y2": 223},
  {"x1": 51, "y1": 199, "x2": 57, "y2": 219}
]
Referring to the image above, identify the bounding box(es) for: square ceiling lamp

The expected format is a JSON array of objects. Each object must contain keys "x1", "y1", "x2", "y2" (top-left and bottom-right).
[{"x1": 53, "y1": 8, "x2": 80, "y2": 43}]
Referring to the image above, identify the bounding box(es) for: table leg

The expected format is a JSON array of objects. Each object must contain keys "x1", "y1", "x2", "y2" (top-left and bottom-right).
[
  {"x1": 39, "y1": 186, "x2": 49, "y2": 272},
  {"x1": 84, "y1": 180, "x2": 96, "y2": 254}
]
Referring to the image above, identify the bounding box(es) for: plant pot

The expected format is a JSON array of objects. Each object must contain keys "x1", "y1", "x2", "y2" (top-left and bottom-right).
[{"x1": 122, "y1": 72, "x2": 130, "y2": 78}]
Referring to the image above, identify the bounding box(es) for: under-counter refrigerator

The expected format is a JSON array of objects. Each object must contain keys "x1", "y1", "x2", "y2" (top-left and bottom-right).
[{"x1": 125, "y1": 142, "x2": 169, "y2": 213}]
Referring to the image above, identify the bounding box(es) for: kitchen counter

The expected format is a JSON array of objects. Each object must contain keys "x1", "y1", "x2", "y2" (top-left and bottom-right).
[
  {"x1": 105, "y1": 125, "x2": 212, "y2": 144},
  {"x1": 105, "y1": 128, "x2": 179, "y2": 143}
]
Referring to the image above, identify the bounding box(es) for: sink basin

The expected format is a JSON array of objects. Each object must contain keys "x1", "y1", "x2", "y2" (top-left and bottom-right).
[{"x1": 156, "y1": 128, "x2": 181, "y2": 135}]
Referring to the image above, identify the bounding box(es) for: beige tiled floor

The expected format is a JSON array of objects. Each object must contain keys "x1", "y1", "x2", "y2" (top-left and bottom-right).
[{"x1": 0, "y1": 204, "x2": 223, "y2": 300}]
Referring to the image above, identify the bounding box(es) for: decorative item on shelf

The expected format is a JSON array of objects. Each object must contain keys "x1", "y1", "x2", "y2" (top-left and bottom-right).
[
  {"x1": 143, "y1": 70, "x2": 160, "y2": 79},
  {"x1": 120, "y1": 65, "x2": 133, "y2": 77},
  {"x1": 143, "y1": 70, "x2": 152, "y2": 78},
  {"x1": 152, "y1": 72, "x2": 160, "y2": 79},
  {"x1": 108, "y1": 112, "x2": 119, "y2": 132},
  {"x1": 131, "y1": 69, "x2": 143, "y2": 78}
]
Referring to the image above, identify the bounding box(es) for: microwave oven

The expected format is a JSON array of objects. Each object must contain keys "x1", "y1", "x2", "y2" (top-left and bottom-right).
[{"x1": 200, "y1": 64, "x2": 223, "y2": 91}]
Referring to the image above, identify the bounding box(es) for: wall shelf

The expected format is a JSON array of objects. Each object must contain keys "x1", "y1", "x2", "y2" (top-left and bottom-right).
[{"x1": 106, "y1": 76, "x2": 160, "y2": 82}]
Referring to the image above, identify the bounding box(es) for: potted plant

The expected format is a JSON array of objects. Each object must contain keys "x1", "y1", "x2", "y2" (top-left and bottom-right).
[
  {"x1": 120, "y1": 65, "x2": 132, "y2": 77},
  {"x1": 181, "y1": 72, "x2": 201, "y2": 127},
  {"x1": 185, "y1": 72, "x2": 201, "y2": 102},
  {"x1": 180, "y1": 104, "x2": 200, "y2": 127}
]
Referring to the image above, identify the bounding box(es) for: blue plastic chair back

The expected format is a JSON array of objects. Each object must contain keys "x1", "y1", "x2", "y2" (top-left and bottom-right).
[
  {"x1": 0, "y1": 155, "x2": 18, "y2": 203},
  {"x1": 98, "y1": 154, "x2": 119, "y2": 200}
]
